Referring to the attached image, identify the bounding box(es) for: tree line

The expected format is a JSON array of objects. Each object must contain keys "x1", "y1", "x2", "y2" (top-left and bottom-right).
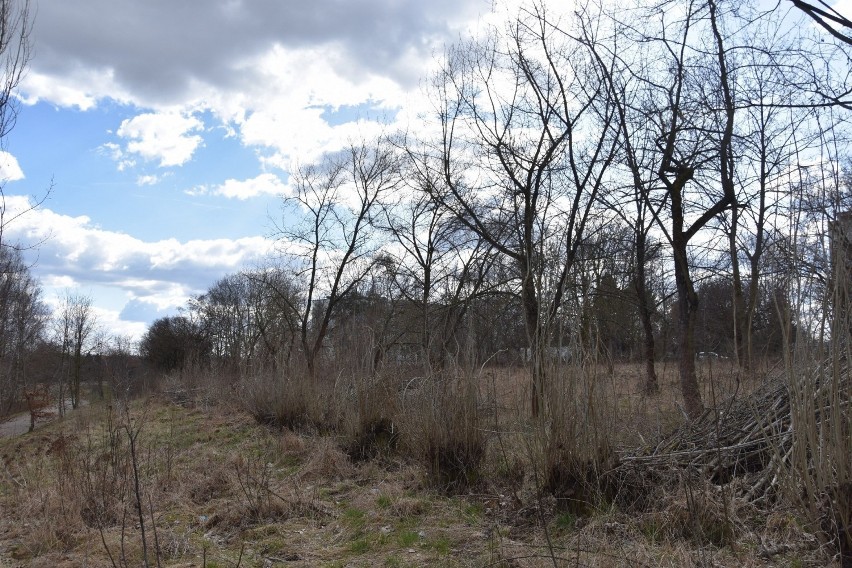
[
  {"x1": 0, "y1": 244, "x2": 140, "y2": 417},
  {"x1": 139, "y1": 0, "x2": 851, "y2": 420},
  {"x1": 3, "y1": 0, "x2": 852, "y2": 421}
]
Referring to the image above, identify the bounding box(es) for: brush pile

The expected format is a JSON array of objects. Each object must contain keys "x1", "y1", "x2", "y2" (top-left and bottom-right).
[{"x1": 616, "y1": 360, "x2": 851, "y2": 506}]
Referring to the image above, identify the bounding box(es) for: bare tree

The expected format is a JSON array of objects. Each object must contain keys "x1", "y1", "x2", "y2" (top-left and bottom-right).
[
  {"x1": 381, "y1": 141, "x2": 499, "y2": 371},
  {"x1": 55, "y1": 292, "x2": 96, "y2": 410},
  {"x1": 716, "y1": 10, "x2": 816, "y2": 370},
  {"x1": 0, "y1": 0, "x2": 35, "y2": 250},
  {"x1": 428, "y1": 6, "x2": 619, "y2": 416},
  {"x1": 591, "y1": 0, "x2": 744, "y2": 418},
  {"x1": 0, "y1": 1, "x2": 46, "y2": 418},
  {"x1": 581, "y1": 9, "x2": 667, "y2": 393},
  {"x1": 248, "y1": 268, "x2": 302, "y2": 371},
  {"x1": 789, "y1": 0, "x2": 852, "y2": 46},
  {"x1": 378, "y1": 165, "x2": 452, "y2": 368},
  {"x1": 191, "y1": 272, "x2": 259, "y2": 373},
  {"x1": 275, "y1": 138, "x2": 400, "y2": 378},
  {"x1": 0, "y1": 246, "x2": 45, "y2": 414},
  {"x1": 0, "y1": 0, "x2": 30, "y2": 144},
  {"x1": 140, "y1": 315, "x2": 210, "y2": 372}
]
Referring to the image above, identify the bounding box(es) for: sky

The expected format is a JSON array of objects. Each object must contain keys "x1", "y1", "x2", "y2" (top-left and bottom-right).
[
  {"x1": 1, "y1": 0, "x2": 497, "y2": 341},
  {"x1": 3, "y1": 0, "x2": 850, "y2": 343}
]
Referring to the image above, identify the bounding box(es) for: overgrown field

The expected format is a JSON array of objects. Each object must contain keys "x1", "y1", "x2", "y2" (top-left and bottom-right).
[{"x1": 0, "y1": 361, "x2": 847, "y2": 567}]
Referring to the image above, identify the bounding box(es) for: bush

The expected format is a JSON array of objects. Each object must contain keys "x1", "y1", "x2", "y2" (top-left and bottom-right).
[
  {"x1": 781, "y1": 353, "x2": 851, "y2": 565},
  {"x1": 343, "y1": 372, "x2": 400, "y2": 461},
  {"x1": 406, "y1": 370, "x2": 485, "y2": 492},
  {"x1": 536, "y1": 359, "x2": 617, "y2": 514},
  {"x1": 242, "y1": 374, "x2": 339, "y2": 433}
]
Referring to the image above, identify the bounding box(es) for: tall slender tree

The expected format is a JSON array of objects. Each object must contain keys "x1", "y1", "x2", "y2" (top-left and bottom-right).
[
  {"x1": 276, "y1": 139, "x2": 400, "y2": 378},
  {"x1": 427, "y1": 6, "x2": 619, "y2": 416}
]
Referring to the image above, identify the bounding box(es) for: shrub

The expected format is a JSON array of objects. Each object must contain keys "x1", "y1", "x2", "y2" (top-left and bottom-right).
[
  {"x1": 536, "y1": 358, "x2": 617, "y2": 514},
  {"x1": 406, "y1": 370, "x2": 485, "y2": 492},
  {"x1": 344, "y1": 372, "x2": 400, "y2": 461},
  {"x1": 780, "y1": 353, "x2": 851, "y2": 565},
  {"x1": 242, "y1": 373, "x2": 339, "y2": 433}
]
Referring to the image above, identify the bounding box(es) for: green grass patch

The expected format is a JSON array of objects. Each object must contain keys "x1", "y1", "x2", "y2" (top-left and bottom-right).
[
  {"x1": 555, "y1": 511, "x2": 577, "y2": 531},
  {"x1": 462, "y1": 502, "x2": 483, "y2": 524},
  {"x1": 350, "y1": 537, "x2": 371, "y2": 554},
  {"x1": 343, "y1": 506, "x2": 367, "y2": 530},
  {"x1": 639, "y1": 518, "x2": 662, "y2": 544},
  {"x1": 396, "y1": 529, "x2": 420, "y2": 547},
  {"x1": 429, "y1": 535, "x2": 450, "y2": 555}
]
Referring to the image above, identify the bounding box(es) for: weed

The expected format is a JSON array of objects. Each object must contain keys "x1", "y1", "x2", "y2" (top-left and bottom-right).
[
  {"x1": 430, "y1": 535, "x2": 450, "y2": 555},
  {"x1": 242, "y1": 374, "x2": 338, "y2": 433},
  {"x1": 345, "y1": 373, "x2": 401, "y2": 461},
  {"x1": 409, "y1": 371, "x2": 485, "y2": 492},
  {"x1": 555, "y1": 511, "x2": 577, "y2": 531},
  {"x1": 396, "y1": 529, "x2": 419, "y2": 547},
  {"x1": 233, "y1": 453, "x2": 277, "y2": 520},
  {"x1": 638, "y1": 517, "x2": 662, "y2": 544},
  {"x1": 462, "y1": 502, "x2": 483, "y2": 524},
  {"x1": 0, "y1": 363, "x2": 842, "y2": 568},
  {"x1": 350, "y1": 537, "x2": 371, "y2": 553},
  {"x1": 343, "y1": 506, "x2": 367, "y2": 530}
]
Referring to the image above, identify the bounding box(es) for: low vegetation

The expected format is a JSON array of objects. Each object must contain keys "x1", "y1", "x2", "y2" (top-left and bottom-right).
[{"x1": 1, "y1": 356, "x2": 847, "y2": 567}]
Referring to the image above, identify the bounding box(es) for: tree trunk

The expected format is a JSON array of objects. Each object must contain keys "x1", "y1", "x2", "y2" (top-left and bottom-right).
[
  {"x1": 639, "y1": 298, "x2": 659, "y2": 394},
  {"x1": 728, "y1": 203, "x2": 748, "y2": 368},
  {"x1": 304, "y1": 345, "x2": 317, "y2": 380},
  {"x1": 72, "y1": 346, "x2": 82, "y2": 410},
  {"x1": 421, "y1": 269, "x2": 432, "y2": 373},
  {"x1": 635, "y1": 232, "x2": 659, "y2": 393},
  {"x1": 673, "y1": 244, "x2": 704, "y2": 419},
  {"x1": 745, "y1": 260, "x2": 761, "y2": 369},
  {"x1": 521, "y1": 271, "x2": 543, "y2": 418}
]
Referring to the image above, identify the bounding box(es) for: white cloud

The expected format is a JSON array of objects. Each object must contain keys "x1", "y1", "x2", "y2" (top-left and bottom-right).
[
  {"x1": 24, "y1": 0, "x2": 484, "y2": 109},
  {"x1": 19, "y1": 0, "x2": 490, "y2": 177},
  {"x1": 0, "y1": 151, "x2": 24, "y2": 182},
  {"x1": 184, "y1": 185, "x2": 209, "y2": 197},
  {"x1": 99, "y1": 142, "x2": 122, "y2": 159},
  {"x1": 19, "y1": 67, "x2": 132, "y2": 111},
  {"x1": 116, "y1": 112, "x2": 204, "y2": 167},
  {"x1": 42, "y1": 274, "x2": 79, "y2": 289},
  {"x1": 213, "y1": 173, "x2": 287, "y2": 200},
  {"x1": 230, "y1": 45, "x2": 409, "y2": 168},
  {"x1": 186, "y1": 173, "x2": 288, "y2": 199},
  {"x1": 4, "y1": 195, "x2": 276, "y2": 334},
  {"x1": 98, "y1": 142, "x2": 136, "y2": 171},
  {"x1": 136, "y1": 174, "x2": 161, "y2": 186},
  {"x1": 91, "y1": 306, "x2": 149, "y2": 342},
  {"x1": 7, "y1": 0, "x2": 516, "y2": 339}
]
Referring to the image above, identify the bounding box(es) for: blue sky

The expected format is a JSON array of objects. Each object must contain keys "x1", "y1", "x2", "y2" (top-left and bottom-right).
[
  {"x1": 1, "y1": 0, "x2": 492, "y2": 339},
  {"x1": 5, "y1": 0, "x2": 846, "y2": 341}
]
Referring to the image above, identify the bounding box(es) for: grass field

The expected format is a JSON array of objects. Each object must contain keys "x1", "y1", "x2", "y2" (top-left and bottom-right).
[{"x1": 0, "y1": 361, "x2": 842, "y2": 567}]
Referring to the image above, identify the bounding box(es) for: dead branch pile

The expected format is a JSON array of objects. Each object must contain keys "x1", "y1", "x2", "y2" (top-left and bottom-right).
[{"x1": 614, "y1": 360, "x2": 851, "y2": 507}]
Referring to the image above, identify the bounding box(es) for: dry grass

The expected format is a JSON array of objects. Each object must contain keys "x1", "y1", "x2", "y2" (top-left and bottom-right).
[{"x1": 0, "y1": 361, "x2": 843, "y2": 567}]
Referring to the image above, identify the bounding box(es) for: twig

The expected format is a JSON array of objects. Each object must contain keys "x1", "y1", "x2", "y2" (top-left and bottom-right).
[
  {"x1": 234, "y1": 542, "x2": 245, "y2": 568},
  {"x1": 148, "y1": 493, "x2": 162, "y2": 568}
]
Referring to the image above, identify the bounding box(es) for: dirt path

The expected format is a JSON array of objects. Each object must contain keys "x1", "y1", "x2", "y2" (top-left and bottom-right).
[
  {"x1": 0, "y1": 412, "x2": 32, "y2": 437},
  {"x1": 0, "y1": 399, "x2": 87, "y2": 438}
]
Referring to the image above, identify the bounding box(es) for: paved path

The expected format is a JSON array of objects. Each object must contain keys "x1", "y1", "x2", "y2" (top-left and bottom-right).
[
  {"x1": 0, "y1": 399, "x2": 87, "y2": 438},
  {"x1": 0, "y1": 412, "x2": 32, "y2": 437}
]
